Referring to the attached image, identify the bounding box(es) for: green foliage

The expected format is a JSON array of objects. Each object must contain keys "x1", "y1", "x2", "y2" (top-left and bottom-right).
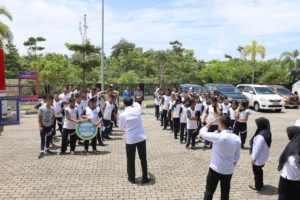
[
  {"x1": 4, "y1": 38, "x2": 22, "y2": 78},
  {"x1": 117, "y1": 70, "x2": 139, "y2": 84},
  {"x1": 0, "y1": 6, "x2": 12, "y2": 48},
  {"x1": 23, "y1": 36, "x2": 46, "y2": 58}
]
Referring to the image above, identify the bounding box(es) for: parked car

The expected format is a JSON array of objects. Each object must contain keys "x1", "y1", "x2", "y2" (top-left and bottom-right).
[
  {"x1": 268, "y1": 85, "x2": 299, "y2": 108},
  {"x1": 292, "y1": 80, "x2": 300, "y2": 96},
  {"x1": 179, "y1": 83, "x2": 204, "y2": 94},
  {"x1": 203, "y1": 83, "x2": 248, "y2": 102},
  {"x1": 237, "y1": 84, "x2": 285, "y2": 112}
]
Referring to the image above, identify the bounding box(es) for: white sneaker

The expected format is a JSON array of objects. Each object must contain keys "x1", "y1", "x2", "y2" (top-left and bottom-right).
[{"x1": 70, "y1": 151, "x2": 75, "y2": 155}]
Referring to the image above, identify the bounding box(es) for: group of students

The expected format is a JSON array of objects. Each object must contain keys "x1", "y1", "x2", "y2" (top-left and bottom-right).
[
  {"x1": 153, "y1": 86, "x2": 300, "y2": 200},
  {"x1": 37, "y1": 84, "x2": 119, "y2": 159},
  {"x1": 153, "y1": 86, "x2": 250, "y2": 150}
]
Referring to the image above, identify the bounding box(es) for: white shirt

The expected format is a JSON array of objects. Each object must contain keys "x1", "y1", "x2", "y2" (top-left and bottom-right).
[
  {"x1": 119, "y1": 106, "x2": 147, "y2": 144},
  {"x1": 180, "y1": 105, "x2": 188, "y2": 123},
  {"x1": 281, "y1": 155, "x2": 300, "y2": 181},
  {"x1": 53, "y1": 99, "x2": 63, "y2": 118},
  {"x1": 154, "y1": 92, "x2": 160, "y2": 105},
  {"x1": 201, "y1": 102, "x2": 209, "y2": 121},
  {"x1": 229, "y1": 108, "x2": 236, "y2": 120},
  {"x1": 59, "y1": 92, "x2": 71, "y2": 103},
  {"x1": 172, "y1": 103, "x2": 181, "y2": 118},
  {"x1": 195, "y1": 103, "x2": 203, "y2": 112},
  {"x1": 221, "y1": 103, "x2": 231, "y2": 115},
  {"x1": 200, "y1": 127, "x2": 241, "y2": 175},
  {"x1": 187, "y1": 107, "x2": 197, "y2": 130},
  {"x1": 163, "y1": 95, "x2": 171, "y2": 110},
  {"x1": 251, "y1": 135, "x2": 270, "y2": 166},
  {"x1": 206, "y1": 105, "x2": 220, "y2": 125},
  {"x1": 236, "y1": 109, "x2": 249, "y2": 122},
  {"x1": 83, "y1": 107, "x2": 101, "y2": 122},
  {"x1": 63, "y1": 106, "x2": 78, "y2": 130},
  {"x1": 103, "y1": 101, "x2": 115, "y2": 120}
]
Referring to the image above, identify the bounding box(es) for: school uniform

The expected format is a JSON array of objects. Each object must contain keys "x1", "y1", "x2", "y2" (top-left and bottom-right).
[
  {"x1": 81, "y1": 107, "x2": 103, "y2": 151},
  {"x1": 102, "y1": 101, "x2": 115, "y2": 138},
  {"x1": 119, "y1": 105, "x2": 148, "y2": 183},
  {"x1": 249, "y1": 118, "x2": 272, "y2": 190},
  {"x1": 221, "y1": 103, "x2": 231, "y2": 115},
  {"x1": 204, "y1": 105, "x2": 220, "y2": 147},
  {"x1": 233, "y1": 109, "x2": 249, "y2": 148},
  {"x1": 162, "y1": 95, "x2": 171, "y2": 129},
  {"x1": 159, "y1": 98, "x2": 164, "y2": 126},
  {"x1": 59, "y1": 92, "x2": 71, "y2": 104},
  {"x1": 53, "y1": 99, "x2": 63, "y2": 136},
  {"x1": 168, "y1": 101, "x2": 174, "y2": 132},
  {"x1": 38, "y1": 105, "x2": 55, "y2": 152},
  {"x1": 171, "y1": 103, "x2": 181, "y2": 139},
  {"x1": 154, "y1": 91, "x2": 160, "y2": 120},
  {"x1": 195, "y1": 102, "x2": 203, "y2": 134},
  {"x1": 186, "y1": 107, "x2": 197, "y2": 148},
  {"x1": 228, "y1": 107, "x2": 236, "y2": 129},
  {"x1": 278, "y1": 126, "x2": 300, "y2": 200},
  {"x1": 200, "y1": 127, "x2": 241, "y2": 200},
  {"x1": 179, "y1": 105, "x2": 188, "y2": 143},
  {"x1": 60, "y1": 106, "x2": 79, "y2": 153}
]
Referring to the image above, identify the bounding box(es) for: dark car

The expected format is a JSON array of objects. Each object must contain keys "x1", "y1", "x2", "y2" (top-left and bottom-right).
[
  {"x1": 179, "y1": 84, "x2": 204, "y2": 94},
  {"x1": 203, "y1": 83, "x2": 248, "y2": 102},
  {"x1": 268, "y1": 85, "x2": 299, "y2": 108}
]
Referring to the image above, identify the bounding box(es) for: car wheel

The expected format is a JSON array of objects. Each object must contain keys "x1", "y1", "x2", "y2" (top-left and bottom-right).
[
  {"x1": 275, "y1": 109, "x2": 282, "y2": 112},
  {"x1": 254, "y1": 102, "x2": 260, "y2": 111}
]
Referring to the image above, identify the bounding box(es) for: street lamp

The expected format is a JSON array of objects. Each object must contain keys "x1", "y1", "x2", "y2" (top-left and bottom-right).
[{"x1": 101, "y1": 0, "x2": 105, "y2": 91}]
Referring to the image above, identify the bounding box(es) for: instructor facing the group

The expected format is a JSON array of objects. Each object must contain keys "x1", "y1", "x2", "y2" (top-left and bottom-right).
[{"x1": 119, "y1": 97, "x2": 151, "y2": 184}]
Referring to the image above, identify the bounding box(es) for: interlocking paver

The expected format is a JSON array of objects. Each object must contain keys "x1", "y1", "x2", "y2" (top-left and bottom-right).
[{"x1": 0, "y1": 108, "x2": 298, "y2": 199}]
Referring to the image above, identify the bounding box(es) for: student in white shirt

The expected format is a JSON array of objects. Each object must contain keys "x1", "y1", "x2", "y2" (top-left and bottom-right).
[
  {"x1": 278, "y1": 126, "x2": 300, "y2": 200},
  {"x1": 153, "y1": 88, "x2": 161, "y2": 121},
  {"x1": 81, "y1": 97, "x2": 104, "y2": 153},
  {"x1": 119, "y1": 97, "x2": 151, "y2": 184},
  {"x1": 186, "y1": 100, "x2": 198, "y2": 149},
  {"x1": 102, "y1": 95, "x2": 115, "y2": 140},
  {"x1": 159, "y1": 91, "x2": 164, "y2": 126},
  {"x1": 200, "y1": 115, "x2": 241, "y2": 200},
  {"x1": 249, "y1": 117, "x2": 272, "y2": 191},
  {"x1": 202, "y1": 97, "x2": 222, "y2": 148},
  {"x1": 59, "y1": 85, "x2": 71, "y2": 105},
  {"x1": 171, "y1": 96, "x2": 181, "y2": 140},
  {"x1": 228, "y1": 100, "x2": 238, "y2": 129},
  {"x1": 233, "y1": 102, "x2": 250, "y2": 148},
  {"x1": 58, "y1": 97, "x2": 81, "y2": 155},
  {"x1": 221, "y1": 97, "x2": 231, "y2": 115},
  {"x1": 53, "y1": 93, "x2": 64, "y2": 138},
  {"x1": 168, "y1": 94, "x2": 177, "y2": 134},
  {"x1": 162, "y1": 89, "x2": 171, "y2": 130},
  {"x1": 179, "y1": 101, "x2": 189, "y2": 144}
]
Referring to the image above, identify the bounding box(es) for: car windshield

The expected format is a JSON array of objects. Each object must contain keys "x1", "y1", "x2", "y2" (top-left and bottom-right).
[
  {"x1": 254, "y1": 87, "x2": 275, "y2": 95},
  {"x1": 218, "y1": 86, "x2": 240, "y2": 94},
  {"x1": 276, "y1": 88, "x2": 291, "y2": 95},
  {"x1": 182, "y1": 85, "x2": 203, "y2": 93}
]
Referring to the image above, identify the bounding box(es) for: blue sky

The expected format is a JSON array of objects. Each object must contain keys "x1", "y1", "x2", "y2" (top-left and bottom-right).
[{"x1": 1, "y1": 0, "x2": 300, "y2": 61}]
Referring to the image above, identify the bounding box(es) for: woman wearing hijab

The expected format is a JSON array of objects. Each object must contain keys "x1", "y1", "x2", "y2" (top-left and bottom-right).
[
  {"x1": 249, "y1": 117, "x2": 272, "y2": 191},
  {"x1": 277, "y1": 126, "x2": 300, "y2": 200}
]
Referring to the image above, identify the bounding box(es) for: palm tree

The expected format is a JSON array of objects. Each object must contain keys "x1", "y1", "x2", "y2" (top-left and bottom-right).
[
  {"x1": 280, "y1": 50, "x2": 299, "y2": 70},
  {"x1": 237, "y1": 46, "x2": 244, "y2": 60},
  {"x1": 0, "y1": 6, "x2": 13, "y2": 48},
  {"x1": 244, "y1": 40, "x2": 265, "y2": 83}
]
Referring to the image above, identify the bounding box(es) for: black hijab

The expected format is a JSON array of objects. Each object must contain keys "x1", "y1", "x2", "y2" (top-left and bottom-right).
[
  {"x1": 278, "y1": 126, "x2": 300, "y2": 171},
  {"x1": 250, "y1": 117, "x2": 272, "y2": 154}
]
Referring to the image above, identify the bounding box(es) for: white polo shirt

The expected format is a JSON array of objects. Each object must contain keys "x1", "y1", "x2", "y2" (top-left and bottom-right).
[
  {"x1": 103, "y1": 101, "x2": 115, "y2": 120},
  {"x1": 186, "y1": 107, "x2": 197, "y2": 130},
  {"x1": 163, "y1": 95, "x2": 171, "y2": 110},
  {"x1": 180, "y1": 105, "x2": 188, "y2": 123},
  {"x1": 200, "y1": 127, "x2": 241, "y2": 175},
  {"x1": 53, "y1": 99, "x2": 63, "y2": 118},
  {"x1": 63, "y1": 106, "x2": 78, "y2": 130},
  {"x1": 172, "y1": 103, "x2": 181, "y2": 118},
  {"x1": 251, "y1": 135, "x2": 270, "y2": 166},
  {"x1": 281, "y1": 154, "x2": 300, "y2": 181},
  {"x1": 119, "y1": 106, "x2": 146, "y2": 144}
]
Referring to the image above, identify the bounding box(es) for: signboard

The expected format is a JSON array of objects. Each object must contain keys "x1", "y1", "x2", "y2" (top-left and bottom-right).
[
  {"x1": 0, "y1": 96, "x2": 20, "y2": 126},
  {"x1": 75, "y1": 119, "x2": 98, "y2": 140}
]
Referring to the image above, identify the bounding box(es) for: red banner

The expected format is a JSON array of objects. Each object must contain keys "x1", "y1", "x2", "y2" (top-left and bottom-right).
[{"x1": 0, "y1": 49, "x2": 5, "y2": 91}]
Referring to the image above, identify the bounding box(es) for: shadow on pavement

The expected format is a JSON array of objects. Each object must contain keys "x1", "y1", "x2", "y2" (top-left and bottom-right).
[{"x1": 257, "y1": 185, "x2": 278, "y2": 196}]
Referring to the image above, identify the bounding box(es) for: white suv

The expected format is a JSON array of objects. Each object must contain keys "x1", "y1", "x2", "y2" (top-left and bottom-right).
[{"x1": 237, "y1": 84, "x2": 285, "y2": 112}]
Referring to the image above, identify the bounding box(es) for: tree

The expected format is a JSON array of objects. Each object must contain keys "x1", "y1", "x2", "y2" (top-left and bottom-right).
[
  {"x1": 117, "y1": 70, "x2": 139, "y2": 84},
  {"x1": 4, "y1": 37, "x2": 22, "y2": 78},
  {"x1": 237, "y1": 46, "x2": 244, "y2": 60},
  {"x1": 244, "y1": 40, "x2": 265, "y2": 84},
  {"x1": 23, "y1": 36, "x2": 46, "y2": 58},
  {"x1": 280, "y1": 50, "x2": 300, "y2": 70},
  {"x1": 65, "y1": 14, "x2": 101, "y2": 87},
  {"x1": 0, "y1": 6, "x2": 13, "y2": 48},
  {"x1": 224, "y1": 54, "x2": 233, "y2": 61},
  {"x1": 111, "y1": 38, "x2": 135, "y2": 58}
]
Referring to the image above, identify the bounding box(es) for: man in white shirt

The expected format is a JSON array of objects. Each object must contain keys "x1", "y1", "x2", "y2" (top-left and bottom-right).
[
  {"x1": 200, "y1": 115, "x2": 241, "y2": 200},
  {"x1": 119, "y1": 97, "x2": 151, "y2": 185}
]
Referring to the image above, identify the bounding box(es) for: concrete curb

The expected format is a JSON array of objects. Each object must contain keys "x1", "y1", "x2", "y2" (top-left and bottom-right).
[{"x1": 18, "y1": 104, "x2": 156, "y2": 115}]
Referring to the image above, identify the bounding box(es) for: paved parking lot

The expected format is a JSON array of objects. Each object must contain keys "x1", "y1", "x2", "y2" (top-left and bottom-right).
[{"x1": 0, "y1": 108, "x2": 299, "y2": 200}]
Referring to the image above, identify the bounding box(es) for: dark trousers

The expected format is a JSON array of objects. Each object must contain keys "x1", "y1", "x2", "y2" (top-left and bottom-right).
[
  {"x1": 180, "y1": 123, "x2": 187, "y2": 142},
  {"x1": 126, "y1": 140, "x2": 148, "y2": 180},
  {"x1": 162, "y1": 110, "x2": 169, "y2": 129},
  {"x1": 155, "y1": 105, "x2": 159, "y2": 120},
  {"x1": 252, "y1": 164, "x2": 264, "y2": 190},
  {"x1": 160, "y1": 111, "x2": 164, "y2": 126},
  {"x1": 61, "y1": 129, "x2": 77, "y2": 152},
  {"x1": 233, "y1": 121, "x2": 247, "y2": 147},
  {"x1": 204, "y1": 168, "x2": 233, "y2": 200},
  {"x1": 96, "y1": 128, "x2": 103, "y2": 144},
  {"x1": 84, "y1": 135, "x2": 97, "y2": 151},
  {"x1": 278, "y1": 176, "x2": 300, "y2": 200},
  {"x1": 40, "y1": 126, "x2": 53, "y2": 151},
  {"x1": 186, "y1": 129, "x2": 196, "y2": 148},
  {"x1": 205, "y1": 125, "x2": 218, "y2": 146},
  {"x1": 113, "y1": 105, "x2": 118, "y2": 127},
  {"x1": 53, "y1": 117, "x2": 63, "y2": 136},
  {"x1": 173, "y1": 118, "x2": 180, "y2": 138},
  {"x1": 102, "y1": 119, "x2": 111, "y2": 137}
]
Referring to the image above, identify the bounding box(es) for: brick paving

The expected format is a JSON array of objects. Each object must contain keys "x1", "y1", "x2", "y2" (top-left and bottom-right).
[{"x1": 0, "y1": 108, "x2": 299, "y2": 200}]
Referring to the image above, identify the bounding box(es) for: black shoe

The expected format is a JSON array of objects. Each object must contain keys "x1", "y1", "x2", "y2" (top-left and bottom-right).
[
  {"x1": 38, "y1": 152, "x2": 46, "y2": 159},
  {"x1": 105, "y1": 136, "x2": 112, "y2": 140},
  {"x1": 128, "y1": 178, "x2": 136, "y2": 184},
  {"x1": 57, "y1": 151, "x2": 66, "y2": 155},
  {"x1": 163, "y1": 128, "x2": 166, "y2": 130},
  {"x1": 142, "y1": 178, "x2": 151, "y2": 184},
  {"x1": 46, "y1": 149, "x2": 54, "y2": 154},
  {"x1": 99, "y1": 142, "x2": 105, "y2": 146},
  {"x1": 249, "y1": 185, "x2": 261, "y2": 191},
  {"x1": 83, "y1": 150, "x2": 88, "y2": 154}
]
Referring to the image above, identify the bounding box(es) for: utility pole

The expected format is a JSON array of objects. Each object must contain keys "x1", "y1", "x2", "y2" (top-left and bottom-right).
[{"x1": 101, "y1": 0, "x2": 105, "y2": 91}]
